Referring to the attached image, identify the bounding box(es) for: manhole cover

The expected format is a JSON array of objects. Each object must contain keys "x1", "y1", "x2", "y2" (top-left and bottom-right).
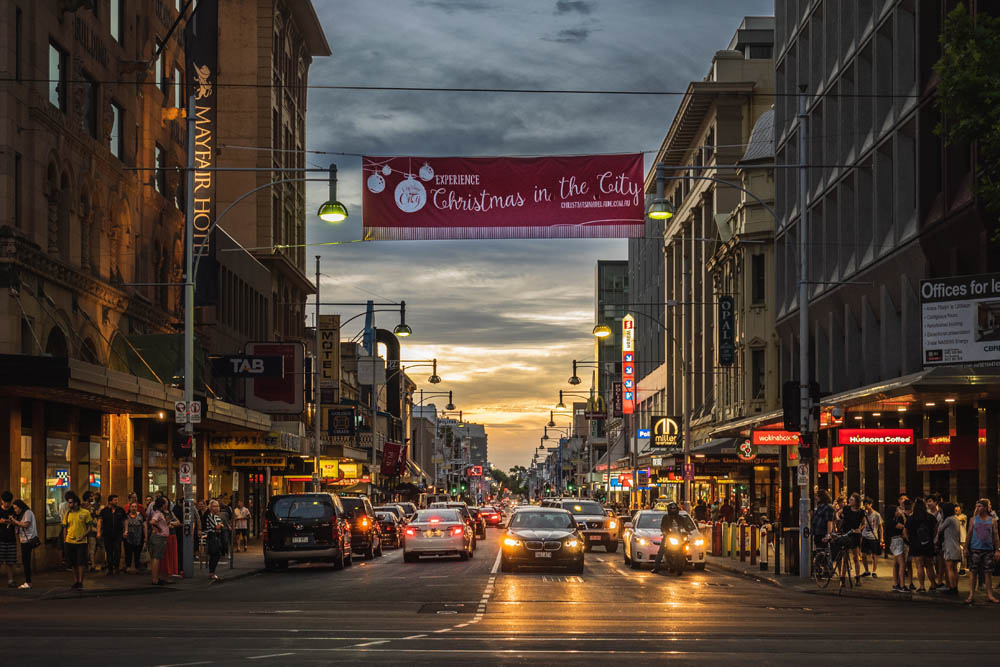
[{"x1": 418, "y1": 603, "x2": 475, "y2": 614}]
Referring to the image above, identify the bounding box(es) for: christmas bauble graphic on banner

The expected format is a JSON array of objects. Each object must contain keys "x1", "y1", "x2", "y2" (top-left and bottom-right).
[
  {"x1": 395, "y1": 175, "x2": 426, "y2": 213},
  {"x1": 382, "y1": 165, "x2": 392, "y2": 176},
  {"x1": 366, "y1": 172, "x2": 386, "y2": 194},
  {"x1": 418, "y1": 162, "x2": 434, "y2": 182}
]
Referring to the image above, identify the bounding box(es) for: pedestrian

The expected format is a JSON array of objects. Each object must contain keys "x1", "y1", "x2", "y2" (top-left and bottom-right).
[
  {"x1": 62, "y1": 491, "x2": 94, "y2": 589},
  {"x1": 204, "y1": 500, "x2": 226, "y2": 581},
  {"x1": 860, "y1": 496, "x2": 883, "y2": 578},
  {"x1": 964, "y1": 498, "x2": 1000, "y2": 604},
  {"x1": 81, "y1": 491, "x2": 99, "y2": 572},
  {"x1": 123, "y1": 502, "x2": 146, "y2": 574},
  {"x1": 936, "y1": 502, "x2": 961, "y2": 595},
  {"x1": 0, "y1": 491, "x2": 17, "y2": 587},
  {"x1": 719, "y1": 499, "x2": 734, "y2": 523},
  {"x1": 926, "y1": 492, "x2": 944, "y2": 587},
  {"x1": 148, "y1": 497, "x2": 179, "y2": 586},
  {"x1": 810, "y1": 489, "x2": 835, "y2": 549},
  {"x1": 898, "y1": 494, "x2": 914, "y2": 590},
  {"x1": 955, "y1": 502, "x2": 968, "y2": 575},
  {"x1": 840, "y1": 492, "x2": 865, "y2": 586},
  {"x1": 885, "y1": 504, "x2": 907, "y2": 592},
  {"x1": 98, "y1": 494, "x2": 126, "y2": 576},
  {"x1": 904, "y1": 498, "x2": 939, "y2": 593},
  {"x1": 10, "y1": 499, "x2": 38, "y2": 589},
  {"x1": 233, "y1": 499, "x2": 250, "y2": 552}
]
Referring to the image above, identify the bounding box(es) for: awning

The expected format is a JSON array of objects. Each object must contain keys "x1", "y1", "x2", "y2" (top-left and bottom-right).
[
  {"x1": 710, "y1": 409, "x2": 783, "y2": 438},
  {"x1": 690, "y1": 438, "x2": 741, "y2": 455},
  {"x1": 820, "y1": 366, "x2": 1000, "y2": 408}
]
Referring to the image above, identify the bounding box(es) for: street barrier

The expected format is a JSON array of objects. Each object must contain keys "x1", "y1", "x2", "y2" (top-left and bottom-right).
[
  {"x1": 759, "y1": 526, "x2": 768, "y2": 571},
  {"x1": 712, "y1": 523, "x2": 723, "y2": 556},
  {"x1": 739, "y1": 524, "x2": 747, "y2": 562}
]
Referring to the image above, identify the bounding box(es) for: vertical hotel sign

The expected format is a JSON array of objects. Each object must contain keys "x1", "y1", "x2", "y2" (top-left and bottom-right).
[
  {"x1": 622, "y1": 314, "x2": 635, "y2": 414},
  {"x1": 184, "y1": 0, "x2": 218, "y2": 304}
]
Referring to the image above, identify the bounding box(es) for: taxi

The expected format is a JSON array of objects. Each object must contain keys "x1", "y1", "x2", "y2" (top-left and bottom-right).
[{"x1": 621, "y1": 509, "x2": 707, "y2": 570}]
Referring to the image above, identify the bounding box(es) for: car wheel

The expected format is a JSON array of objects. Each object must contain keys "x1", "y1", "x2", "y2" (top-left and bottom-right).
[
  {"x1": 376, "y1": 540, "x2": 384, "y2": 557},
  {"x1": 333, "y1": 549, "x2": 345, "y2": 571},
  {"x1": 468, "y1": 544, "x2": 474, "y2": 559},
  {"x1": 364, "y1": 541, "x2": 375, "y2": 560},
  {"x1": 403, "y1": 552, "x2": 416, "y2": 563},
  {"x1": 345, "y1": 550, "x2": 354, "y2": 567},
  {"x1": 500, "y1": 558, "x2": 513, "y2": 572},
  {"x1": 694, "y1": 562, "x2": 706, "y2": 571},
  {"x1": 624, "y1": 548, "x2": 632, "y2": 566},
  {"x1": 605, "y1": 540, "x2": 618, "y2": 553},
  {"x1": 459, "y1": 550, "x2": 470, "y2": 561},
  {"x1": 264, "y1": 558, "x2": 279, "y2": 572}
]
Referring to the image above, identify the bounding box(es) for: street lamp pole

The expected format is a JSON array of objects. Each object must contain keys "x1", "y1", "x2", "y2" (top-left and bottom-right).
[
  {"x1": 181, "y1": 93, "x2": 196, "y2": 578},
  {"x1": 313, "y1": 256, "x2": 322, "y2": 492}
]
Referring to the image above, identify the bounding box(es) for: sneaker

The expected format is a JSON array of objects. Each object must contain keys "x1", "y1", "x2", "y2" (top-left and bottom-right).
[
  {"x1": 17, "y1": 583, "x2": 30, "y2": 589},
  {"x1": 860, "y1": 572, "x2": 871, "y2": 577},
  {"x1": 936, "y1": 585, "x2": 950, "y2": 592},
  {"x1": 891, "y1": 586, "x2": 905, "y2": 593},
  {"x1": 871, "y1": 573, "x2": 878, "y2": 578},
  {"x1": 908, "y1": 584, "x2": 917, "y2": 591}
]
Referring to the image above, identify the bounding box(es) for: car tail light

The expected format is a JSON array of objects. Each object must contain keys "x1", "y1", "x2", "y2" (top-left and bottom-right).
[
  {"x1": 405, "y1": 527, "x2": 416, "y2": 537},
  {"x1": 360, "y1": 517, "x2": 369, "y2": 528},
  {"x1": 451, "y1": 526, "x2": 464, "y2": 536}
]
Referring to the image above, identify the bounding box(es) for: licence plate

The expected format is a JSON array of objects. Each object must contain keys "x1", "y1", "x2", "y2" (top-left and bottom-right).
[
  {"x1": 424, "y1": 530, "x2": 442, "y2": 538},
  {"x1": 292, "y1": 536, "x2": 309, "y2": 544},
  {"x1": 535, "y1": 552, "x2": 552, "y2": 558},
  {"x1": 588, "y1": 535, "x2": 602, "y2": 541}
]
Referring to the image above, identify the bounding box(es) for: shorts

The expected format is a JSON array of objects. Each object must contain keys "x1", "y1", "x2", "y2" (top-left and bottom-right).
[
  {"x1": 861, "y1": 536, "x2": 882, "y2": 555},
  {"x1": 66, "y1": 542, "x2": 89, "y2": 567},
  {"x1": 970, "y1": 549, "x2": 995, "y2": 576},
  {"x1": 889, "y1": 536, "x2": 906, "y2": 557},
  {"x1": 0, "y1": 541, "x2": 17, "y2": 564},
  {"x1": 236, "y1": 528, "x2": 248, "y2": 537},
  {"x1": 148, "y1": 534, "x2": 167, "y2": 560}
]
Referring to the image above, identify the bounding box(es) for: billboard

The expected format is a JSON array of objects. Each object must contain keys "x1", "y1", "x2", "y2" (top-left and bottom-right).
[
  {"x1": 622, "y1": 314, "x2": 635, "y2": 414},
  {"x1": 318, "y1": 315, "x2": 341, "y2": 393},
  {"x1": 718, "y1": 295, "x2": 735, "y2": 366},
  {"x1": 650, "y1": 416, "x2": 681, "y2": 449},
  {"x1": 922, "y1": 273, "x2": 1000, "y2": 367},
  {"x1": 362, "y1": 154, "x2": 644, "y2": 240},
  {"x1": 751, "y1": 430, "x2": 800, "y2": 446},
  {"x1": 244, "y1": 342, "x2": 304, "y2": 414},
  {"x1": 837, "y1": 428, "x2": 914, "y2": 445}
]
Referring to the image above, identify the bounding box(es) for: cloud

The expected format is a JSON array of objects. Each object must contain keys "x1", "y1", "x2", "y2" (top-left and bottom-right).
[
  {"x1": 415, "y1": 0, "x2": 493, "y2": 13},
  {"x1": 542, "y1": 27, "x2": 592, "y2": 44},
  {"x1": 554, "y1": 0, "x2": 593, "y2": 14}
]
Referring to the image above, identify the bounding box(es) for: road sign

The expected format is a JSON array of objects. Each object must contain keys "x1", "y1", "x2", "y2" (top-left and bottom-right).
[
  {"x1": 174, "y1": 401, "x2": 187, "y2": 424},
  {"x1": 188, "y1": 401, "x2": 202, "y2": 424},
  {"x1": 179, "y1": 461, "x2": 193, "y2": 485},
  {"x1": 797, "y1": 463, "x2": 809, "y2": 487}
]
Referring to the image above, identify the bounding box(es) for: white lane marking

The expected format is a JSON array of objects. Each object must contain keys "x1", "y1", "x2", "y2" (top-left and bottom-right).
[
  {"x1": 402, "y1": 634, "x2": 427, "y2": 640},
  {"x1": 273, "y1": 610, "x2": 302, "y2": 614},
  {"x1": 433, "y1": 628, "x2": 452, "y2": 633},
  {"x1": 350, "y1": 641, "x2": 389, "y2": 648},
  {"x1": 454, "y1": 623, "x2": 469, "y2": 628},
  {"x1": 152, "y1": 662, "x2": 212, "y2": 667},
  {"x1": 247, "y1": 654, "x2": 295, "y2": 661},
  {"x1": 491, "y1": 548, "x2": 502, "y2": 574}
]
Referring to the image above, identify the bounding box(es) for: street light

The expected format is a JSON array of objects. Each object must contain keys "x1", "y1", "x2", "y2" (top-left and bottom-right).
[
  {"x1": 592, "y1": 323, "x2": 612, "y2": 338},
  {"x1": 646, "y1": 197, "x2": 675, "y2": 220},
  {"x1": 317, "y1": 164, "x2": 349, "y2": 223},
  {"x1": 392, "y1": 301, "x2": 412, "y2": 337}
]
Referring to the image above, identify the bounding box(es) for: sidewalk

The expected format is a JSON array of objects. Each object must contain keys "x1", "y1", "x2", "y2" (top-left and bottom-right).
[
  {"x1": 0, "y1": 543, "x2": 264, "y2": 600},
  {"x1": 707, "y1": 554, "x2": 1000, "y2": 607}
]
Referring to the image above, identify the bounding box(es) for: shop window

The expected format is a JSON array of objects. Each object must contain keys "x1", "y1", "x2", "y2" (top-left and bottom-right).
[
  {"x1": 45, "y1": 437, "x2": 71, "y2": 540},
  {"x1": 148, "y1": 445, "x2": 168, "y2": 495},
  {"x1": 88, "y1": 440, "x2": 102, "y2": 495},
  {"x1": 49, "y1": 41, "x2": 67, "y2": 111},
  {"x1": 751, "y1": 348, "x2": 766, "y2": 400}
]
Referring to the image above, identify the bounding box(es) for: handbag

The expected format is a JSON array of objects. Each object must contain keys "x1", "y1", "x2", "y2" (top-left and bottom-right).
[{"x1": 25, "y1": 536, "x2": 40, "y2": 549}]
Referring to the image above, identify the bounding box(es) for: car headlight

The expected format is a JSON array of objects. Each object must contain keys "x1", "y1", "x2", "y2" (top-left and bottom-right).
[
  {"x1": 637, "y1": 537, "x2": 648, "y2": 546},
  {"x1": 694, "y1": 538, "x2": 704, "y2": 546},
  {"x1": 608, "y1": 520, "x2": 617, "y2": 529},
  {"x1": 668, "y1": 537, "x2": 679, "y2": 546},
  {"x1": 503, "y1": 537, "x2": 521, "y2": 547},
  {"x1": 565, "y1": 539, "x2": 579, "y2": 548}
]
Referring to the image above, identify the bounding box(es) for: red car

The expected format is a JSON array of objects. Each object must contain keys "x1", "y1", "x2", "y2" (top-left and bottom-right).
[
  {"x1": 484, "y1": 506, "x2": 503, "y2": 527},
  {"x1": 376, "y1": 512, "x2": 402, "y2": 548}
]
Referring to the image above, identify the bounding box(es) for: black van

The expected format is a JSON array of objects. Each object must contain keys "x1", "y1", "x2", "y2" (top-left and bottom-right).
[
  {"x1": 339, "y1": 496, "x2": 383, "y2": 559},
  {"x1": 263, "y1": 493, "x2": 353, "y2": 570}
]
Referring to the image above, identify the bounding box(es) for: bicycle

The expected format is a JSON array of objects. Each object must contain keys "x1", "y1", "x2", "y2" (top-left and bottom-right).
[
  {"x1": 830, "y1": 533, "x2": 858, "y2": 589},
  {"x1": 811, "y1": 542, "x2": 835, "y2": 588}
]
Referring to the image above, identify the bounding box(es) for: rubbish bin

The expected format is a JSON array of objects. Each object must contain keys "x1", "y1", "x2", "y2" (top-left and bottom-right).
[{"x1": 782, "y1": 527, "x2": 800, "y2": 574}]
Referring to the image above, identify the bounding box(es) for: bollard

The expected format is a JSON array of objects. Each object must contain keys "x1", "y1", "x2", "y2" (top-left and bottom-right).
[
  {"x1": 759, "y1": 526, "x2": 768, "y2": 571},
  {"x1": 722, "y1": 523, "x2": 729, "y2": 558},
  {"x1": 739, "y1": 524, "x2": 746, "y2": 562},
  {"x1": 750, "y1": 526, "x2": 757, "y2": 566},
  {"x1": 713, "y1": 523, "x2": 722, "y2": 556}
]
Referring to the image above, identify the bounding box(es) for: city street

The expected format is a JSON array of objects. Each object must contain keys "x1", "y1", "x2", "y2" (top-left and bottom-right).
[{"x1": 2, "y1": 529, "x2": 1000, "y2": 666}]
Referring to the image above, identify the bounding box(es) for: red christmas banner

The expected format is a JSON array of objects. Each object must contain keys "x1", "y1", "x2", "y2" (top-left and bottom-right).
[{"x1": 362, "y1": 154, "x2": 645, "y2": 240}]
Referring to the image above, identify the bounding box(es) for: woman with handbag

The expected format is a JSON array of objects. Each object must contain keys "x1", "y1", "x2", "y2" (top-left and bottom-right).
[
  {"x1": 203, "y1": 500, "x2": 226, "y2": 581},
  {"x1": 11, "y1": 499, "x2": 39, "y2": 589}
]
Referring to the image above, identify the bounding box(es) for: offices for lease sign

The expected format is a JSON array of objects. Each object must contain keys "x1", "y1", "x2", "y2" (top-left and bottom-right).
[{"x1": 921, "y1": 273, "x2": 1000, "y2": 367}]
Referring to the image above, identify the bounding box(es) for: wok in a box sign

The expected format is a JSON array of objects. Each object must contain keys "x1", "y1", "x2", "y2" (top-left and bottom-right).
[
  {"x1": 751, "y1": 430, "x2": 800, "y2": 446},
  {"x1": 837, "y1": 429, "x2": 914, "y2": 445}
]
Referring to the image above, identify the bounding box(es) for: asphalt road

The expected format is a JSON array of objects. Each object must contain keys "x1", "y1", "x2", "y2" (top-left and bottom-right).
[{"x1": 3, "y1": 529, "x2": 1000, "y2": 666}]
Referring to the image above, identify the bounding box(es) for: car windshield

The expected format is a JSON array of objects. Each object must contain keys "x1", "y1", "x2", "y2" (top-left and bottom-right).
[
  {"x1": 635, "y1": 512, "x2": 697, "y2": 531},
  {"x1": 375, "y1": 506, "x2": 402, "y2": 517},
  {"x1": 414, "y1": 509, "x2": 461, "y2": 523},
  {"x1": 375, "y1": 512, "x2": 395, "y2": 522},
  {"x1": 561, "y1": 501, "x2": 605, "y2": 516},
  {"x1": 509, "y1": 511, "x2": 575, "y2": 530},
  {"x1": 340, "y1": 498, "x2": 366, "y2": 513},
  {"x1": 270, "y1": 498, "x2": 333, "y2": 521}
]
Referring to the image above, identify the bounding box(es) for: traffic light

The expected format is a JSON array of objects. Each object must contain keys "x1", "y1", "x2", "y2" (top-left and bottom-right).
[
  {"x1": 567, "y1": 482, "x2": 574, "y2": 491},
  {"x1": 782, "y1": 380, "x2": 798, "y2": 431},
  {"x1": 460, "y1": 480, "x2": 467, "y2": 492},
  {"x1": 450, "y1": 486, "x2": 457, "y2": 494},
  {"x1": 173, "y1": 433, "x2": 193, "y2": 460},
  {"x1": 798, "y1": 430, "x2": 814, "y2": 461}
]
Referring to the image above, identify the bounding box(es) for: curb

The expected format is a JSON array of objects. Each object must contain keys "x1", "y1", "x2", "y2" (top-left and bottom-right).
[
  {"x1": 707, "y1": 557, "x2": 785, "y2": 588},
  {"x1": 32, "y1": 568, "x2": 264, "y2": 600}
]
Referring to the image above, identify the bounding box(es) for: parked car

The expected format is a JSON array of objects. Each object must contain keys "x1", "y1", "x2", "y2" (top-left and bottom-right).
[
  {"x1": 468, "y1": 507, "x2": 488, "y2": 539},
  {"x1": 403, "y1": 508, "x2": 474, "y2": 562},
  {"x1": 376, "y1": 511, "x2": 402, "y2": 548},
  {"x1": 339, "y1": 496, "x2": 383, "y2": 559},
  {"x1": 263, "y1": 493, "x2": 353, "y2": 570},
  {"x1": 500, "y1": 507, "x2": 584, "y2": 573}
]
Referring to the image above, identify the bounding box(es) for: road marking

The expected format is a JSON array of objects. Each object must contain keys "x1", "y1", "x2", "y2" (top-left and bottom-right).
[
  {"x1": 152, "y1": 662, "x2": 212, "y2": 667},
  {"x1": 350, "y1": 641, "x2": 389, "y2": 648},
  {"x1": 454, "y1": 623, "x2": 470, "y2": 628},
  {"x1": 402, "y1": 634, "x2": 427, "y2": 640},
  {"x1": 491, "y1": 548, "x2": 502, "y2": 574},
  {"x1": 433, "y1": 628, "x2": 452, "y2": 633},
  {"x1": 246, "y1": 653, "x2": 295, "y2": 660}
]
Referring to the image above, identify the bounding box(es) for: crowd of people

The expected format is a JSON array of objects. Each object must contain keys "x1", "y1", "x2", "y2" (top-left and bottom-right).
[
  {"x1": 810, "y1": 489, "x2": 1000, "y2": 603},
  {"x1": 0, "y1": 488, "x2": 254, "y2": 590}
]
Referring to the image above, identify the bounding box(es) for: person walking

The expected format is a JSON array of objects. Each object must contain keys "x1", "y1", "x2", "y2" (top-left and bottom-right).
[
  {"x1": 98, "y1": 494, "x2": 126, "y2": 576},
  {"x1": 955, "y1": 503, "x2": 968, "y2": 575},
  {"x1": 905, "y1": 498, "x2": 939, "y2": 593},
  {"x1": 11, "y1": 499, "x2": 38, "y2": 589},
  {"x1": 937, "y1": 502, "x2": 961, "y2": 596},
  {"x1": 0, "y1": 491, "x2": 18, "y2": 587},
  {"x1": 860, "y1": 496, "x2": 884, "y2": 578},
  {"x1": 885, "y1": 504, "x2": 907, "y2": 592},
  {"x1": 203, "y1": 500, "x2": 227, "y2": 580},
  {"x1": 123, "y1": 502, "x2": 146, "y2": 574},
  {"x1": 233, "y1": 499, "x2": 250, "y2": 552},
  {"x1": 62, "y1": 491, "x2": 94, "y2": 590},
  {"x1": 840, "y1": 493, "x2": 866, "y2": 586},
  {"x1": 964, "y1": 498, "x2": 1000, "y2": 605},
  {"x1": 148, "y1": 497, "x2": 178, "y2": 586}
]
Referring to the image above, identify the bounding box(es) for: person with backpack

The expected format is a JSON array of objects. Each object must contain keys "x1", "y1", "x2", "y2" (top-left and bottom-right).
[
  {"x1": 860, "y1": 496, "x2": 884, "y2": 578},
  {"x1": 964, "y1": 498, "x2": 1000, "y2": 604},
  {"x1": 811, "y1": 489, "x2": 835, "y2": 548},
  {"x1": 904, "y1": 498, "x2": 939, "y2": 593}
]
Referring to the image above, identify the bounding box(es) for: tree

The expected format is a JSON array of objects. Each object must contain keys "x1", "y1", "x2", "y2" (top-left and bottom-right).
[{"x1": 935, "y1": 3, "x2": 1000, "y2": 230}]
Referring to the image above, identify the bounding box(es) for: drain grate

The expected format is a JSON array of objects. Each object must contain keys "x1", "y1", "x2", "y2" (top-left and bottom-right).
[
  {"x1": 418, "y1": 603, "x2": 476, "y2": 614},
  {"x1": 541, "y1": 575, "x2": 584, "y2": 583}
]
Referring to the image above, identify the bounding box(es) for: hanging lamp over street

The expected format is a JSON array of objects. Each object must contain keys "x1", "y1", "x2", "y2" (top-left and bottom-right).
[
  {"x1": 647, "y1": 197, "x2": 675, "y2": 220},
  {"x1": 318, "y1": 163, "x2": 349, "y2": 223},
  {"x1": 393, "y1": 300, "x2": 412, "y2": 337}
]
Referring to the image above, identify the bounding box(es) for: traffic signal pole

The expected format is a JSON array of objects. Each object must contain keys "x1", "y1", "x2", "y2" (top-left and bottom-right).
[{"x1": 797, "y1": 89, "x2": 812, "y2": 580}]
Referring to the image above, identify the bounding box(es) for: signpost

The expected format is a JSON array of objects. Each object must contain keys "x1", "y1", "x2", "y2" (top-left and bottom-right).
[
  {"x1": 188, "y1": 400, "x2": 202, "y2": 424},
  {"x1": 718, "y1": 295, "x2": 735, "y2": 366},
  {"x1": 174, "y1": 401, "x2": 187, "y2": 424},
  {"x1": 796, "y1": 464, "x2": 809, "y2": 487}
]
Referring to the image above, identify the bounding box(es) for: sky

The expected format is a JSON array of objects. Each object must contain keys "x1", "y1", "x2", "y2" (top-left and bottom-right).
[{"x1": 301, "y1": 0, "x2": 773, "y2": 472}]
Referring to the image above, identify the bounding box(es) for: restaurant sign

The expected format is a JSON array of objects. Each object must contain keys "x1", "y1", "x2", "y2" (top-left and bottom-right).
[
  {"x1": 838, "y1": 428, "x2": 914, "y2": 445},
  {"x1": 916, "y1": 436, "x2": 978, "y2": 471},
  {"x1": 231, "y1": 456, "x2": 286, "y2": 468},
  {"x1": 751, "y1": 430, "x2": 800, "y2": 446}
]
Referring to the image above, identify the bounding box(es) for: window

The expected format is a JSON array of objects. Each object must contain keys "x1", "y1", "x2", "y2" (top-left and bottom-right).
[
  {"x1": 110, "y1": 0, "x2": 124, "y2": 45},
  {"x1": 154, "y1": 144, "x2": 166, "y2": 195},
  {"x1": 109, "y1": 102, "x2": 123, "y2": 159},
  {"x1": 751, "y1": 349, "x2": 766, "y2": 400},
  {"x1": 173, "y1": 65, "x2": 184, "y2": 108},
  {"x1": 45, "y1": 437, "x2": 70, "y2": 540},
  {"x1": 49, "y1": 42, "x2": 67, "y2": 110},
  {"x1": 751, "y1": 254, "x2": 766, "y2": 304},
  {"x1": 155, "y1": 40, "x2": 166, "y2": 95},
  {"x1": 13, "y1": 153, "x2": 22, "y2": 229},
  {"x1": 81, "y1": 73, "x2": 98, "y2": 138}
]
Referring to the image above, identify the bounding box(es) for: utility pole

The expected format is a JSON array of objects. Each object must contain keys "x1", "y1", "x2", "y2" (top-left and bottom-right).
[
  {"x1": 681, "y1": 217, "x2": 691, "y2": 511},
  {"x1": 797, "y1": 88, "x2": 812, "y2": 580},
  {"x1": 313, "y1": 256, "x2": 322, "y2": 492},
  {"x1": 181, "y1": 93, "x2": 195, "y2": 578}
]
